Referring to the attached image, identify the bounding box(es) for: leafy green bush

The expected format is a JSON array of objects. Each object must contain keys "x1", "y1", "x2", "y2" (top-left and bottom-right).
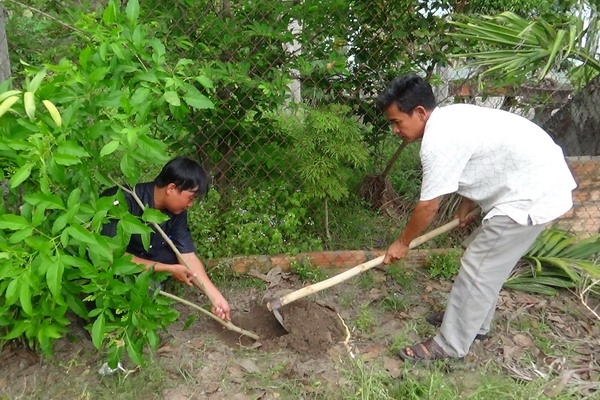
[
  {"x1": 321, "y1": 196, "x2": 401, "y2": 250},
  {"x1": 188, "y1": 182, "x2": 323, "y2": 259},
  {"x1": 273, "y1": 104, "x2": 369, "y2": 203},
  {"x1": 0, "y1": 0, "x2": 217, "y2": 366},
  {"x1": 272, "y1": 103, "x2": 370, "y2": 240},
  {"x1": 386, "y1": 139, "x2": 422, "y2": 202}
]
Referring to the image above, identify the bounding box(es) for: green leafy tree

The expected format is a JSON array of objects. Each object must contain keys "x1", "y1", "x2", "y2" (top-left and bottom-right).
[
  {"x1": 0, "y1": 0, "x2": 216, "y2": 366},
  {"x1": 132, "y1": 0, "x2": 294, "y2": 185}
]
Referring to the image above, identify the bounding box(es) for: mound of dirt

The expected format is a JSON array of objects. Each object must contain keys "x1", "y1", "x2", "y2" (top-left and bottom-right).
[{"x1": 208, "y1": 298, "x2": 346, "y2": 356}]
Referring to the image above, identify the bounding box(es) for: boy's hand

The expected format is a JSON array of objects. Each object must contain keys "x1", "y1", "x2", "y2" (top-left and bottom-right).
[
  {"x1": 211, "y1": 294, "x2": 231, "y2": 321},
  {"x1": 168, "y1": 264, "x2": 197, "y2": 286}
]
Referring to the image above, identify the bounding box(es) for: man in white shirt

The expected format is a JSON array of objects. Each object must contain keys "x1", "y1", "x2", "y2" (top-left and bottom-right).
[{"x1": 376, "y1": 74, "x2": 576, "y2": 362}]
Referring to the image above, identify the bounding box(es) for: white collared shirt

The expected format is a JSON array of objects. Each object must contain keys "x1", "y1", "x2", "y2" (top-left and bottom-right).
[{"x1": 419, "y1": 104, "x2": 576, "y2": 225}]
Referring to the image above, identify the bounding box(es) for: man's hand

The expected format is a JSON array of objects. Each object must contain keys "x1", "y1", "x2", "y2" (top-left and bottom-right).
[
  {"x1": 168, "y1": 264, "x2": 197, "y2": 286},
  {"x1": 211, "y1": 294, "x2": 231, "y2": 321},
  {"x1": 456, "y1": 211, "x2": 476, "y2": 228},
  {"x1": 455, "y1": 197, "x2": 477, "y2": 228},
  {"x1": 383, "y1": 239, "x2": 410, "y2": 265}
]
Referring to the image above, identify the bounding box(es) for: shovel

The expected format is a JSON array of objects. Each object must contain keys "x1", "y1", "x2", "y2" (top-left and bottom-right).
[{"x1": 266, "y1": 209, "x2": 479, "y2": 330}]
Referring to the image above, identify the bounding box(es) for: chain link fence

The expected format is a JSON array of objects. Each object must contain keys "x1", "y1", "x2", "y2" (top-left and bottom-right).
[{"x1": 5, "y1": 0, "x2": 600, "y2": 262}]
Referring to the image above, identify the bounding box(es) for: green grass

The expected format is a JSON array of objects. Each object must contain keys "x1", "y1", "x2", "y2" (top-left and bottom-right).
[
  {"x1": 356, "y1": 270, "x2": 375, "y2": 289},
  {"x1": 380, "y1": 294, "x2": 410, "y2": 313},
  {"x1": 343, "y1": 359, "x2": 396, "y2": 399},
  {"x1": 321, "y1": 197, "x2": 404, "y2": 251},
  {"x1": 388, "y1": 322, "x2": 419, "y2": 354},
  {"x1": 291, "y1": 259, "x2": 328, "y2": 283},
  {"x1": 339, "y1": 355, "x2": 588, "y2": 400},
  {"x1": 37, "y1": 357, "x2": 170, "y2": 400},
  {"x1": 386, "y1": 264, "x2": 416, "y2": 289},
  {"x1": 207, "y1": 263, "x2": 266, "y2": 289},
  {"x1": 355, "y1": 304, "x2": 378, "y2": 333},
  {"x1": 338, "y1": 287, "x2": 361, "y2": 307},
  {"x1": 426, "y1": 249, "x2": 462, "y2": 280},
  {"x1": 222, "y1": 349, "x2": 330, "y2": 399}
]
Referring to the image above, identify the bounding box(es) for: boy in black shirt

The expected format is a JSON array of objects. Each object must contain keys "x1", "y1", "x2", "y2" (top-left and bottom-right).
[{"x1": 101, "y1": 157, "x2": 230, "y2": 321}]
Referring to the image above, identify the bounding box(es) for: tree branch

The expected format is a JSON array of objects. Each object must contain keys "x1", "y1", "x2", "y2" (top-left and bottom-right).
[{"x1": 159, "y1": 290, "x2": 258, "y2": 340}]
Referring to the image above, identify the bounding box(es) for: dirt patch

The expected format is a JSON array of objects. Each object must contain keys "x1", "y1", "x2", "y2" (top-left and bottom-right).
[{"x1": 202, "y1": 297, "x2": 346, "y2": 357}]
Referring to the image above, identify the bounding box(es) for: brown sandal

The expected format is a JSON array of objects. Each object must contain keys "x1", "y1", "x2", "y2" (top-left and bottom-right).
[{"x1": 397, "y1": 337, "x2": 449, "y2": 363}]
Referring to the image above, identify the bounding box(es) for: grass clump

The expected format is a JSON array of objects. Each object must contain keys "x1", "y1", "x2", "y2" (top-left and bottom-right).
[
  {"x1": 207, "y1": 263, "x2": 266, "y2": 290},
  {"x1": 355, "y1": 304, "x2": 378, "y2": 333},
  {"x1": 291, "y1": 259, "x2": 328, "y2": 283},
  {"x1": 380, "y1": 294, "x2": 409, "y2": 313},
  {"x1": 386, "y1": 264, "x2": 415, "y2": 289},
  {"x1": 343, "y1": 359, "x2": 395, "y2": 400},
  {"x1": 426, "y1": 249, "x2": 461, "y2": 280}
]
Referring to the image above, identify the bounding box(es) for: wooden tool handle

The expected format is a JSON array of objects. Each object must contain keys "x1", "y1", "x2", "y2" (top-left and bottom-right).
[{"x1": 278, "y1": 208, "x2": 479, "y2": 307}]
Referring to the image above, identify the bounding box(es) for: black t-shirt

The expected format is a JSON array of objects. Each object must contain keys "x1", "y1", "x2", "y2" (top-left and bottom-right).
[{"x1": 101, "y1": 182, "x2": 196, "y2": 264}]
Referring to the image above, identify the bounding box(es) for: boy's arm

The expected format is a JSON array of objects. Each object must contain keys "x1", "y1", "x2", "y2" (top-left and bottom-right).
[
  {"x1": 126, "y1": 254, "x2": 195, "y2": 280},
  {"x1": 178, "y1": 252, "x2": 231, "y2": 321}
]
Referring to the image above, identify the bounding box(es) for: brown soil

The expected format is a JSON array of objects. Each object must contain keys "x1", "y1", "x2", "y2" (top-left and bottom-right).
[
  {"x1": 1, "y1": 267, "x2": 599, "y2": 399},
  {"x1": 204, "y1": 297, "x2": 346, "y2": 356}
]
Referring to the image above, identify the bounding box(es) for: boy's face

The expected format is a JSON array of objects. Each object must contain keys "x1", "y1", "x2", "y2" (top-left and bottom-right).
[
  {"x1": 165, "y1": 184, "x2": 199, "y2": 214},
  {"x1": 384, "y1": 104, "x2": 429, "y2": 143}
]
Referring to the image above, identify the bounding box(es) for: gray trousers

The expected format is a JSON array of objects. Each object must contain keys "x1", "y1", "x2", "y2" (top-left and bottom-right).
[{"x1": 434, "y1": 216, "x2": 545, "y2": 357}]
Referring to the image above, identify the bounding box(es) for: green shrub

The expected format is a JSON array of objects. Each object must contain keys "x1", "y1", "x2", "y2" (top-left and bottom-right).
[
  {"x1": 188, "y1": 182, "x2": 323, "y2": 259},
  {"x1": 0, "y1": 0, "x2": 216, "y2": 367}
]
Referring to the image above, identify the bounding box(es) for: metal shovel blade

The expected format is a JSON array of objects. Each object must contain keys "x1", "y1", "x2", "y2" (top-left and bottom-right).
[{"x1": 266, "y1": 297, "x2": 286, "y2": 329}]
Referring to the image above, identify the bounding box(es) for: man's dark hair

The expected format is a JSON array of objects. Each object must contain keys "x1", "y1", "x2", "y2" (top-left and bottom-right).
[
  {"x1": 375, "y1": 74, "x2": 436, "y2": 113},
  {"x1": 155, "y1": 157, "x2": 210, "y2": 196}
]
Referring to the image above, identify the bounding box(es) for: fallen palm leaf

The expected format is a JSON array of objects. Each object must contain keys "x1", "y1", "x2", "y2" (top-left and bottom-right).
[{"x1": 505, "y1": 229, "x2": 600, "y2": 295}]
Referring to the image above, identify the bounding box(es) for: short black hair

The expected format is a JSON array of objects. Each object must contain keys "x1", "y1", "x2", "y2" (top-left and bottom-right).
[
  {"x1": 154, "y1": 157, "x2": 210, "y2": 197},
  {"x1": 375, "y1": 74, "x2": 436, "y2": 113}
]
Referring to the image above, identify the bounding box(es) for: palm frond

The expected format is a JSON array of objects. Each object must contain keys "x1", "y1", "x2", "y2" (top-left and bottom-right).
[
  {"x1": 449, "y1": 11, "x2": 600, "y2": 82},
  {"x1": 505, "y1": 228, "x2": 600, "y2": 295},
  {"x1": 503, "y1": 281, "x2": 560, "y2": 296}
]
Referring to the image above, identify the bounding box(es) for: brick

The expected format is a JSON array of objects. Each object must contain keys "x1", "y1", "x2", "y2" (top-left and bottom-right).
[
  {"x1": 572, "y1": 189, "x2": 590, "y2": 203},
  {"x1": 589, "y1": 189, "x2": 600, "y2": 201}
]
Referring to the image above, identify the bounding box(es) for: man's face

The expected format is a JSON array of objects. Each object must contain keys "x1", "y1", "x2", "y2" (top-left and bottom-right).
[
  {"x1": 165, "y1": 185, "x2": 199, "y2": 214},
  {"x1": 384, "y1": 103, "x2": 428, "y2": 143}
]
